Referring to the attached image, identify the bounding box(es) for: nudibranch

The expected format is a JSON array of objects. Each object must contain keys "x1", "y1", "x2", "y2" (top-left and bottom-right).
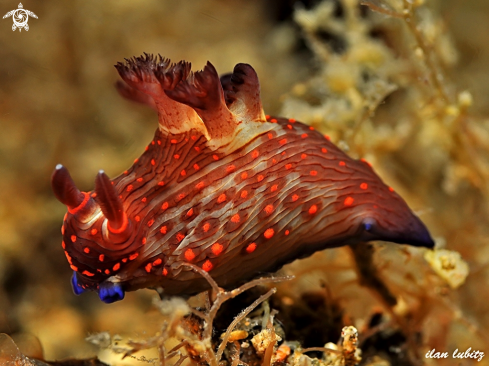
[{"x1": 52, "y1": 54, "x2": 434, "y2": 303}]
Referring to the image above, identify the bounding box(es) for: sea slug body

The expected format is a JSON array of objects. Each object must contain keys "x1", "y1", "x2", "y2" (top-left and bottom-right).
[{"x1": 52, "y1": 54, "x2": 434, "y2": 303}]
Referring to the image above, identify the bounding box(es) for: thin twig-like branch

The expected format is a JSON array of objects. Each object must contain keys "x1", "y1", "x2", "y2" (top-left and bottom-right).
[
  {"x1": 173, "y1": 354, "x2": 188, "y2": 366},
  {"x1": 360, "y1": 0, "x2": 403, "y2": 18},
  {"x1": 301, "y1": 347, "x2": 342, "y2": 355},
  {"x1": 181, "y1": 262, "x2": 220, "y2": 294},
  {"x1": 216, "y1": 288, "x2": 277, "y2": 361}
]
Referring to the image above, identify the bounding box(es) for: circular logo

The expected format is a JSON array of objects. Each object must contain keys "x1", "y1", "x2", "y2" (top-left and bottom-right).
[{"x1": 12, "y1": 9, "x2": 28, "y2": 28}]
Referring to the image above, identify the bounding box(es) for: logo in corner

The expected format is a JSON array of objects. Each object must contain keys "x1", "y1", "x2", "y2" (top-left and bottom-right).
[{"x1": 3, "y1": 3, "x2": 37, "y2": 32}]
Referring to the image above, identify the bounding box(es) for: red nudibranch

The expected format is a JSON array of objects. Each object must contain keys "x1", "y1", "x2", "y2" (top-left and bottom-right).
[{"x1": 52, "y1": 54, "x2": 434, "y2": 303}]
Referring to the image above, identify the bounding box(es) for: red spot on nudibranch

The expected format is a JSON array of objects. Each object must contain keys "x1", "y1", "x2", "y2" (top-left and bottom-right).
[
  {"x1": 279, "y1": 138, "x2": 287, "y2": 145},
  {"x1": 203, "y1": 223, "x2": 210, "y2": 232},
  {"x1": 202, "y1": 260, "x2": 213, "y2": 272},
  {"x1": 187, "y1": 208, "x2": 194, "y2": 217},
  {"x1": 113, "y1": 263, "x2": 120, "y2": 271},
  {"x1": 134, "y1": 158, "x2": 139, "y2": 163},
  {"x1": 213, "y1": 154, "x2": 219, "y2": 160},
  {"x1": 141, "y1": 197, "x2": 147, "y2": 203},
  {"x1": 288, "y1": 118, "x2": 296, "y2": 123},
  {"x1": 61, "y1": 226, "x2": 64, "y2": 235},
  {"x1": 145, "y1": 263, "x2": 152, "y2": 273},
  {"x1": 246, "y1": 243, "x2": 257, "y2": 253},
  {"x1": 344, "y1": 197, "x2": 354, "y2": 206},
  {"x1": 257, "y1": 175, "x2": 264, "y2": 182},
  {"x1": 129, "y1": 252, "x2": 139, "y2": 260},
  {"x1": 161, "y1": 202, "x2": 169, "y2": 210},
  {"x1": 65, "y1": 251, "x2": 72, "y2": 264},
  {"x1": 309, "y1": 126, "x2": 314, "y2": 130},
  {"x1": 252, "y1": 150, "x2": 259, "y2": 158},
  {"x1": 211, "y1": 243, "x2": 224, "y2": 256},
  {"x1": 361, "y1": 158, "x2": 372, "y2": 167},
  {"x1": 264, "y1": 228, "x2": 274, "y2": 239},
  {"x1": 195, "y1": 181, "x2": 205, "y2": 190},
  {"x1": 264, "y1": 205, "x2": 274, "y2": 214},
  {"x1": 99, "y1": 254, "x2": 104, "y2": 262},
  {"x1": 321, "y1": 148, "x2": 328, "y2": 153},
  {"x1": 271, "y1": 118, "x2": 278, "y2": 123},
  {"x1": 226, "y1": 165, "x2": 235, "y2": 173},
  {"x1": 71, "y1": 235, "x2": 76, "y2": 243},
  {"x1": 241, "y1": 172, "x2": 248, "y2": 180},
  {"x1": 127, "y1": 185, "x2": 133, "y2": 192},
  {"x1": 310, "y1": 170, "x2": 318, "y2": 176},
  {"x1": 70, "y1": 265, "x2": 78, "y2": 272},
  {"x1": 360, "y1": 183, "x2": 368, "y2": 190},
  {"x1": 324, "y1": 135, "x2": 331, "y2": 140},
  {"x1": 185, "y1": 248, "x2": 196, "y2": 261},
  {"x1": 176, "y1": 233, "x2": 185, "y2": 242},
  {"x1": 158, "y1": 181, "x2": 165, "y2": 186},
  {"x1": 285, "y1": 230, "x2": 290, "y2": 235},
  {"x1": 104, "y1": 269, "x2": 110, "y2": 275},
  {"x1": 291, "y1": 194, "x2": 299, "y2": 202},
  {"x1": 301, "y1": 133, "x2": 308, "y2": 138},
  {"x1": 142, "y1": 237, "x2": 147, "y2": 245},
  {"x1": 194, "y1": 146, "x2": 200, "y2": 152},
  {"x1": 339, "y1": 161, "x2": 346, "y2": 167},
  {"x1": 287, "y1": 124, "x2": 293, "y2": 129},
  {"x1": 151, "y1": 159, "x2": 156, "y2": 166},
  {"x1": 160, "y1": 226, "x2": 167, "y2": 234},
  {"x1": 174, "y1": 154, "x2": 180, "y2": 159},
  {"x1": 83, "y1": 247, "x2": 90, "y2": 254},
  {"x1": 268, "y1": 133, "x2": 273, "y2": 140},
  {"x1": 148, "y1": 219, "x2": 155, "y2": 227},
  {"x1": 193, "y1": 163, "x2": 200, "y2": 170},
  {"x1": 389, "y1": 187, "x2": 394, "y2": 192},
  {"x1": 181, "y1": 170, "x2": 186, "y2": 176},
  {"x1": 301, "y1": 154, "x2": 307, "y2": 159},
  {"x1": 82, "y1": 270, "x2": 95, "y2": 277},
  {"x1": 217, "y1": 193, "x2": 226, "y2": 203},
  {"x1": 285, "y1": 164, "x2": 292, "y2": 170},
  {"x1": 162, "y1": 268, "x2": 168, "y2": 276},
  {"x1": 137, "y1": 177, "x2": 143, "y2": 183},
  {"x1": 153, "y1": 258, "x2": 162, "y2": 266},
  {"x1": 309, "y1": 205, "x2": 318, "y2": 214},
  {"x1": 271, "y1": 184, "x2": 278, "y2": 192},
  {"x1": 241, "y1": 190, "x2": 248, "y2": 199},
  {"x1": 171, "y1": 139, "x2": 178, "y2": 144},
  {"x1": 61, "y1": 241, "x2": 65, "y2": 249},
  {"x1": 135, "y1": 215, "x2": 141, "y2": 222},
  {"x1": 231, "y1": 214, "x2": 240, "y2": 223}
]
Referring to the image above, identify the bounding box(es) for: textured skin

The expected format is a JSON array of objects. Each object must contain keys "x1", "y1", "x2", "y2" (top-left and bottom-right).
[{"x1": 52, "y1": 55, "x2": 434, "y2": 303}]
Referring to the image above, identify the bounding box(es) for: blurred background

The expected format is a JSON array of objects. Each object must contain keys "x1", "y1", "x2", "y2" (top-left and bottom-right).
[{"x1": 1, "y1": 0, "x2": 489, "y2": 365}]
